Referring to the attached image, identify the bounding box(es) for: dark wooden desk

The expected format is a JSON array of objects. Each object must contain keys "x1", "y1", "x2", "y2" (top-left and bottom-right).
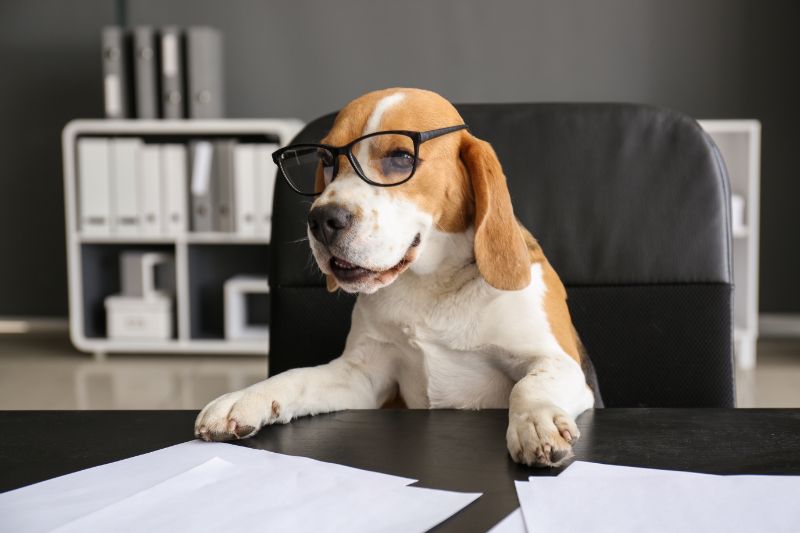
[{"x1": 2, "y1": 409, "x2": 800, "y2": 532}]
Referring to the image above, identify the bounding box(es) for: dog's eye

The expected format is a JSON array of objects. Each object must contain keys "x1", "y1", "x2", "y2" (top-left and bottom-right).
[{"x1": 381, "y1": 149, "x2": 415, "y2": 175}]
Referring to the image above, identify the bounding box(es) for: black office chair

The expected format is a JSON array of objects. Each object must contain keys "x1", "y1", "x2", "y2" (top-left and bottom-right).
[{"x1": 268, "y1": 103, "x2": 735, "y2": 408}]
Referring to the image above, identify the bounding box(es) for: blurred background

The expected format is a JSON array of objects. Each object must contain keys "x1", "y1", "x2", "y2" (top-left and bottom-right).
[{"x1": 1, "y1": 0, "x2": 798, "y2": 409}]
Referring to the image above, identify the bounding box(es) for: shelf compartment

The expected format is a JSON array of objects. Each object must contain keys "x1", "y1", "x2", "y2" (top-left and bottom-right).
[
  {"x1": 80, "y1": 243, "x2": 177, "y2": 339},
  {"x1": 187, "y1": 244, "x2": 270, "y2": 340}
]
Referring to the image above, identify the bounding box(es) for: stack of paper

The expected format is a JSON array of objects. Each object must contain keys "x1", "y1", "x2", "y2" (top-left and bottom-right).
[
  {"x1": 0, "y1": 441, "x2": 480, "y2": 533},
  {"x1": 491, "y1": 461, "x2": 800, "y2": 533}
]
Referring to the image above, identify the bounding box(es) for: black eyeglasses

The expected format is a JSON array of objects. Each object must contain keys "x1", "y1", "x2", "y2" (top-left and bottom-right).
[{"x1": 271, "y1": 124, "x2": 468, "y2": 196}]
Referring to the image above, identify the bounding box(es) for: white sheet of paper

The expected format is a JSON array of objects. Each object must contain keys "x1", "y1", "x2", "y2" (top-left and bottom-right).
[
  {"x1": 487, "y1": 508, "x2": 527, "y2": 533},
  {"x1": 50, "y1": 455, "x2": 479, "y2": 533},
  {"x1": 53, "y1": 457, "x2": 240, "y2": 532},
  {"x1": 517, "y1": 472, "x2": 800, "y2": 533},
  {"x1": 0, "y1": 441, "x2": 415, "y2": 533},
  {"x1": 555, "y1": 461, "x2": 710, "y2": 479},
  {"x1": 336, "y1": 486, "x2": 481, "y2": 533}
]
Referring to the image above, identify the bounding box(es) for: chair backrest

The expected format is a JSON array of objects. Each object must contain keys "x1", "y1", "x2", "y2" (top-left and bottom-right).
[{"x1": 269, "y1": 103, "x2": 735, "y2": 408}]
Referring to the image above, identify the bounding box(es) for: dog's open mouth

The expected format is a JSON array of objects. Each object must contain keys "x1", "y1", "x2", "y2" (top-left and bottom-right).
[
  {"x1": 329, "y1": 233, "x2": 421, "y2": 284},
  {"x1": 328, "y1": 257, "x2": 375, "y2": 282}
]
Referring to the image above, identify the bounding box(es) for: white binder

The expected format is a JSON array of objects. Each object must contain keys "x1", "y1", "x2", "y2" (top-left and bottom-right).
[
  {"x1": 161, "y1": 144, "x2": 188, "y2": 235},
  {"x1": 233, "y1": 144, "x2": 257, "y2": 236},
  {"x1": 139, "y1": 144, "x2": 162, "y2": 236},
  {"x1": 110, "y1": 138, "x2": 141, "y2": 236},
  {"x1": 77, "y1": 138, "x2": 112, "y2": 236},
  {"x1": 254, "y1": 143, "x2": 279, "y2": 237}
]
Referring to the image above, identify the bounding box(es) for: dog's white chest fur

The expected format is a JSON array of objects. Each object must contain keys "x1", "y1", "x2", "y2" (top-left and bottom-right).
[
  {"x1": 359, "y1": 280, "x2": 516, "y2": 409},
  {"x1": 352, "y1": 231, "x2": 566, "y2": 410}
]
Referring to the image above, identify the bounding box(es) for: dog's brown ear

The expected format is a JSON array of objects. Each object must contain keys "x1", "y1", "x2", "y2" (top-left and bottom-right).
[
  {"x1": 326, "y1": 274, "x2": 339, "y2": 292},
  {"x1": 460, "y1": 133, "x2": 531, "y2": 290}
]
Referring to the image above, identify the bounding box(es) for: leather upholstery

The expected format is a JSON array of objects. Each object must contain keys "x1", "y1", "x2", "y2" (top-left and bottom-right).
[{"x1": 268, "y1": 103, "x2": 735, "y2": 408}]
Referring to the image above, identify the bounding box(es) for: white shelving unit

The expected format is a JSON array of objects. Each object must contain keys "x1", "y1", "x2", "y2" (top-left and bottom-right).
[
  {"x1": 62, "y1": 119, "x2": 303, "y2": 357},
  {"x1": 699, "y1": 120, "x2": 761, "y2": 369}
]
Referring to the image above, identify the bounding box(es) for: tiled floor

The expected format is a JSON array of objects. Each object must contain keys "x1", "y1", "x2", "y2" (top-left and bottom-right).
[{"x1": 0, "y1": 333, "x2": 798, "y2": 409}]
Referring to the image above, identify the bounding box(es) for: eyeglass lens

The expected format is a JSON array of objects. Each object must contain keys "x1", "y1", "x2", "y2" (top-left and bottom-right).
[{"x1": 277, "y1": 133, "x2": 416, "y2": 194}]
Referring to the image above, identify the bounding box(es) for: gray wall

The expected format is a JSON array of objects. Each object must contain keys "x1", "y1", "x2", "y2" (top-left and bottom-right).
[
  {"x1": 0, "y1": 0, "x2": 113, "y2": 316},
  {"x1": 1, "y1": 0, "x2": 798, "y2": 316}
]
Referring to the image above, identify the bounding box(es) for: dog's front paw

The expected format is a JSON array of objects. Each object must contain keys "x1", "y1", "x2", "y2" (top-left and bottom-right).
[
  {"x1": 506, "y1": 404, "x2": 580, "y2": 467},
  {"x1": 194, "y1": 387, "x2": 288, "y2": 442}
]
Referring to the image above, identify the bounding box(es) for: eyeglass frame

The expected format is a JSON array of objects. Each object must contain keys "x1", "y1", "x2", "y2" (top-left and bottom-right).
[{"x1": 271, "y1": 124, "x2": 469, "y2": 196}]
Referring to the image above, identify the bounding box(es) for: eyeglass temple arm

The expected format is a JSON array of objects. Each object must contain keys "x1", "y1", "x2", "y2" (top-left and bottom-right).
[{"x1": 419, "y1": 124, "x2": 469, "y2": 143}]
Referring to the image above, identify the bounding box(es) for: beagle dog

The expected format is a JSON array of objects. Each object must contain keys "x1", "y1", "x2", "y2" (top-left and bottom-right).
[{"x1": 196, "y1": 88, "x2": 600, "y2": 467}]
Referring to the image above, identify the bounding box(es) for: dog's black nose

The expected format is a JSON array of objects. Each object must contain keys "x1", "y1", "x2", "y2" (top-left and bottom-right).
[{"x1": 308, "y1": 204, "x2": 353, "y2": 245}]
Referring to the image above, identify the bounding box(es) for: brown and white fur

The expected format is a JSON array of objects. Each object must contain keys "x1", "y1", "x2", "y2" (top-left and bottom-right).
[{"x1": 195, "y1": 88, "x2": 598, "y2": 466}]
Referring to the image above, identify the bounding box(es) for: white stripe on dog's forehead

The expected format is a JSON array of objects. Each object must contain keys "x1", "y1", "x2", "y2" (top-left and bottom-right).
[{"x1": 363, "y1": 92, "x2": 406, "y2": 135}]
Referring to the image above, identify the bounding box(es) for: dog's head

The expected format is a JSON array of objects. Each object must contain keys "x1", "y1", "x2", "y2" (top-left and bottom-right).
[{"x1": 306, "y1": 88, "x2": 531, "y2": 294}]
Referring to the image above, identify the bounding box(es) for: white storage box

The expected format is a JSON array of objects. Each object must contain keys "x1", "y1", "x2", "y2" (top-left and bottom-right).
[
  {"x1": 105, "y1": 294, "x2": 173, "y2": 341},
  {"x1": 224, "y1": 276, "x2": 269, "y2": 341}
]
